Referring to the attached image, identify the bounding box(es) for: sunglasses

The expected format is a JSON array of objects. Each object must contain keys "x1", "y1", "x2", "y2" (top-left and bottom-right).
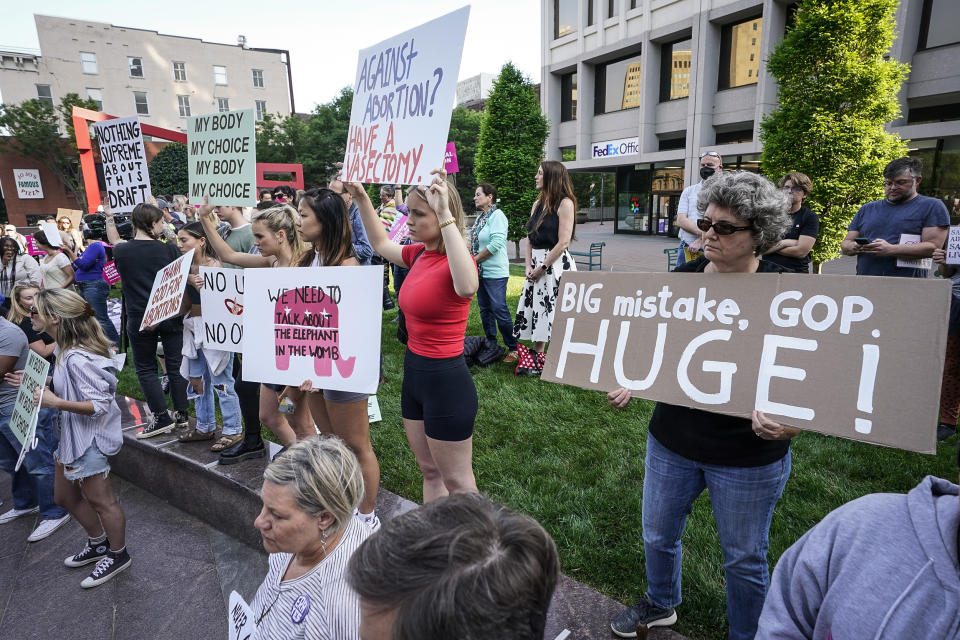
[
  {"x1": 697, "y1": 218, "x2": 753, "y2": 235},
  {"x1": 699, "y1": 151, "x2": 721, "y2": 159}
]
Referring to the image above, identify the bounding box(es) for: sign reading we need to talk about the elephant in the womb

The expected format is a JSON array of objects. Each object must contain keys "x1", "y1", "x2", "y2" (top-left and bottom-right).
[{"x1": 242, "y1": 267, "x2": 383, "y2": 393}]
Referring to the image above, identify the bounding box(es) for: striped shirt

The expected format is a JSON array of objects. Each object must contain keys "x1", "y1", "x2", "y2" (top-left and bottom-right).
[
  {"x1": 53, "y1": 348, "x2": 122, "y2": 465},
  {"x1": 250, "y1": 517, "x2": 370, "y2": 640}
]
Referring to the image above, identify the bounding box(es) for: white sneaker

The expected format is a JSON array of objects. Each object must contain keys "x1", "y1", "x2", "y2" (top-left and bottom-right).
[
  {"x1": 27, "y1": 514, "x2": 71, "y2": 542},
  {"x1": 0, "y1": 506, "x2": 39, "y2": 524}
]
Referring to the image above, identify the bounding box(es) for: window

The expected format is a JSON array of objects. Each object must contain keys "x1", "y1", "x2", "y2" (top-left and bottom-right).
[
  {"x1": 255, "y1": 100, "x2": 267, "y2": 121},
  {"x1": 133, "y1": 91, "x2": 149, "y2": 116},
  {"x1": 657, "y1": 135, "x2": 686, "y2": 151},
  {"x1": 587, "y1": 0, "x2": 596, "y2": 26},
  {"x1": 128, "y1": 57, "x2": 144, "y2": 78},
  {"x1": 36, "y1": 84, "x2": 54, "y2": 108},
  {"x1": 908, "y1": 102, "x2": 960, "y2": 124},
  {"x1": 554, "y1": 0, "x2": 577, "y2": 38},
  {"x1": 715, "y1": 127, "x2": 754, "y2": 145},
  {"x1": 80, "y1": 51, "x2": 97, "y2": 74},
  {"x1": 218, "y1": 98, "x2": 230, "y2": 113},
  {"x1": 659, "y1": 38, "x2": 692, "y2": 101},
  {"x1": 561, "y1": 72, "x2": 578, "y2": 121},
  {"x1": 607, "y1": 0, "x2": 617, "y2": 19},
  {"x1": 214, "y1": 65, "x2": 228, "y2": 85},
  {"x1": 252, "y1": 69, "x2": 264, "y2": 88},
  {"x1": 173, "y1": 62, "x2": 187, "y2": 82},
  {"x1": 919, "y1": 0, "x2": 960, "y2": 49},
  {"x1": 595, "y1": 51, "x2": 642, "y2": 114},
  {"x1": 86, "y1": 88, "x2": 103, "y2": 111},
  {"x1": 718, "y1": 17, "x2": 763, "y2": 90},
  {"x1": 560, "y1": 146, "x2": 577, "y2": 162},
  {"x1": 177, "y1": 95, "x2": 191, "y2": 117},
  {"x1": 630, "y1": 0, "x2": 637, "y2": 7}
]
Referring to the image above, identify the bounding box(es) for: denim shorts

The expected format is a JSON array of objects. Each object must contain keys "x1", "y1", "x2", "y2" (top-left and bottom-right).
[{"x1": 61, "y1": 442, "x2": 111, "y2": 482}]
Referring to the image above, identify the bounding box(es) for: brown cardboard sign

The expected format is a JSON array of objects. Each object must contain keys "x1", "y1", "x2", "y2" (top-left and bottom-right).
[
  {"x1": 57, "y1": 208, "x2": 83, "y2": 228},
  {"x1": 541, "y1": 271, "x2": 951, "y2": 453}
]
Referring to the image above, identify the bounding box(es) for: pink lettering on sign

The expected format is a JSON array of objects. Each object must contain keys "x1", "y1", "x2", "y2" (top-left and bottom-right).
[
  {"x1": 388, "y1": 215, "x2": 410, "y2": 243},
  {"x1": 102, "y1": 260, "x2": 121, "y2": 285},
  {"x1": 273, "y1": 286, "x2": 356, "y2": 378},
  {"x1": 444, "y1": 142, "x2": 459, "y2": 174}
]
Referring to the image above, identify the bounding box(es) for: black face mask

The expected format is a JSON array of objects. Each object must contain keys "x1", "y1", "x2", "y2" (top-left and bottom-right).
[{"x1": 699, "y1": 167, "x2": 716, "y2": 180}]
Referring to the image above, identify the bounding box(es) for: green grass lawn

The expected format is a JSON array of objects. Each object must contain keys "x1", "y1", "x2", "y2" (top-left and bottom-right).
[{"x1": 115, "y1": 264, "x2": 959, "y2": 639}]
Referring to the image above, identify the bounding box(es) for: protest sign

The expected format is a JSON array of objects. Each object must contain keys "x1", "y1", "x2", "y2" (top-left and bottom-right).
[
  {"x1": 444, "y1": 142, "x2": 460, "y2": 174},
  {"x1": 139, "y1": 249, "x2": 194, "y2": 330},
  {"x1": 58, "y1": 208, "x2": 83, "y2": 228},
  {"x1": 11, "y1": 351, "x2": 50, "y2": 471},
  {"x1": 388, "y1": 214, "x2": 410, "y2": 243},
  {"x1": 896, "y1": 233, "x2": 933, "y2": 270},
  {"x1": 199, "y1": 267, "x2": 244, "y2": 352},
  {"x1": 541, "y1": 271, "x2": 951, "y2": 453},
  {"x1": 342, "y1": 7, "x2": 470, "y2": 185},
  {"x1": 228, "y1": 591, "x2": 256, "y2": 640},
  {"x1": 24, "y1": 235, "x2": 42, "y2": 257},
  {"x1": 39, "y1": 222, "x2": 60, "y2": 246},
  {"x1": 368, "y1": 395, "x2": 382, "y2": 423},
  {"x1": 187, "y1": 109, "x2": 257, "y2": 206},
  {"x1": 94, "y1": 116, "x2": 151, "y2": 214},
  {"x1": 103, "y1": 260, "x2": 121, "y2": 284},
  {"x1": 14, "y1": 169, "x2": 43, "y2": 199},
  {"x1": 946, "y1": 227, "x2": 960, "y2": 265},
  {"x1": 242, "y1": 266, "x2": 382, "y2": 393}
]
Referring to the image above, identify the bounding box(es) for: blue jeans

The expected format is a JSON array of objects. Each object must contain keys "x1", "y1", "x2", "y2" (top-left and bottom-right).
[
  {"x1": 642, "y1": 433, "x2": 791, "y2": 640},
  {"x1": 187, "y1": 348, "x2": 242, "y2": 435},
  {"x1": 0, "y1": 406, "x2": 66, "y2": 519},
  {"x1": 675, "y1": 241, "x2": 689, "y2": 268},
  {"x1": 76, "y1": 279, "x2": 120, "y2": 344},
  {"x1": 476, "y1": 276, "x2": 517, "y2": 350}
]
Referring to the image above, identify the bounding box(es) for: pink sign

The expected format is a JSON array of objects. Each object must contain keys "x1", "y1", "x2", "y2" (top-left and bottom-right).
[
  {"x1": 103, "y1": 260, "x2": 121, "y2": 284},
  {"x1": 24, "y1": 235, "x2": 42, "y2": 256},
  {"x1": 444, "y1": 142, "x2": 460, "y2": 174},
  {"x1": 388, "y1": 215, "x2": 410, "y2": 243}
]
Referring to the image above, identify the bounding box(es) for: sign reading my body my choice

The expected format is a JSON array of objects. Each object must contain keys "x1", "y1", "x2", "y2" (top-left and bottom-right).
[
  {"x1": 542, "y1": 271, "x2": 951, "y2": 454},
  {"x1": 187, "y1": 109, "x2": 256, "y2": 206},
  {"x1": 94, "y1": 116, "x2": 151, "y2": 214},
  {"x1": 342, "y1": 7, "x2": 470, "y2": 185}
]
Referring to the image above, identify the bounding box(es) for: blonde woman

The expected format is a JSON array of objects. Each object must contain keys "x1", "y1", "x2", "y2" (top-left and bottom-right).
[
  {"x1": 251, "y1": 436, "x2": 369, "y2": 639},
  {"x1": 28, "y1": 288, "x2": 130, "y2": 588},
  {"x1": 7, "y1": 284, "x2": 55, "y2": 362}
]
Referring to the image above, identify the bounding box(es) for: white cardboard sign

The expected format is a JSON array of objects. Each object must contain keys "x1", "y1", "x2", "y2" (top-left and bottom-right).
[
  {"x1": 242, "y1": 267, "x2": 383, "y2": 393},
  {"x1": 227, "y1": 590, "x2": 257, "y2": 640},
  {"x1": 11, "y1": 351, "x2": 50, "y2": 472},
  {"x1": 94, "y1": 116, "x2": 151, "y2": 214},
  {"x1": 199, "y1": 267, "x2": 244, "y2": 353},
  {"x1": 946, "y1": 227, "x2": 960, "y2": 265},
  {"x1": 342, "y1": 7, "x2": 470, "y2": 185},
  {"x1": 39, "y1": 222, "x2": 61, "y2": 247},
  {"x1": 140, "y1": 249, "x2": 194, "y2": 330},
  {"x1": 187, "y1": 109, "x2": 257, "y2": 206},
  {"x1": 896, "y1": 233, "x2": 933, "y2": 270},
  {"x1": 13, "y1": 169, "x2": 43, "y2": 199}
]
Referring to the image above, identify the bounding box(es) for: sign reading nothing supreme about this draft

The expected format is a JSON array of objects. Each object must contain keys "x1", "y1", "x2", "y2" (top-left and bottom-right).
[
  {"x1": 187, "y1": 109, "x2": 256, "y2": 206},
  {"x1": 94, "y1": 116, "x2": 151, "y2": 214},
  {"x1": 541, "y1": 271, "x2": 952, "y2": 454},
  {"x1": 342, "y1": 7, "x2": 470, "y2": 185},
  {"x1": 199, "y1": 267, "x2": 244, "y2": 353},
  {"x1": 140, "y1": 249, "x2": 194, "y2": 330},
  {"x1": 242, "y1": 267, "x2": 383, "y2": 393}
]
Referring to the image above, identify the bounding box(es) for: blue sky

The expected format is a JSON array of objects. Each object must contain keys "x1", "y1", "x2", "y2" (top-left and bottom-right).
[{"x1": 2, "y1": 1, "x2": 542, "y2": 110}]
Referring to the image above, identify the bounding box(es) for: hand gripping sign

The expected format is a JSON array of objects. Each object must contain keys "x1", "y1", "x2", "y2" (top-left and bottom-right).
[{"x1": 541, "y1": 271, "x2": 951, "y2": 454}]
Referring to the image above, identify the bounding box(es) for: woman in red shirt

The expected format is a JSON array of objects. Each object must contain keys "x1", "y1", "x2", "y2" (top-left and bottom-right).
[{"x1": 347, "y1": 169, "x2": 479, "y2": 502}]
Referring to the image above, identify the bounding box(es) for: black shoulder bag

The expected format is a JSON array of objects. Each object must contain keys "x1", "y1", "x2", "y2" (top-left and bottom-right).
[{"x1": 396, "y1": 247, "x2": 426, "y2": 344}]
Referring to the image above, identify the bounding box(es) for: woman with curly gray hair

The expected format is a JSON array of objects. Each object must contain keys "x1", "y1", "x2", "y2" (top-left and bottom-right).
[{"x1": 607, "y1": 171, "x2": 799, "y2": 640}]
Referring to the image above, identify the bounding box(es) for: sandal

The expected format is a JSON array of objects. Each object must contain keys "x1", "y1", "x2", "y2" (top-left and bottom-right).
[
  {"x1": 211, "y1": 434, "x2": 243, "y2": 452},
  {"x1": 178, "y1": 428, "x2": 215, "y2": 443},
  {"x1": 503, "y1": 351, "x2": 518, "y2": 364}
]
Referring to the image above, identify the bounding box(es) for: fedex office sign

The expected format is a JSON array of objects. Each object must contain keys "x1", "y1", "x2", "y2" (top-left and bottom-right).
[{"x1": 592, "y1": 137, "x2": 639, "y2": 159}]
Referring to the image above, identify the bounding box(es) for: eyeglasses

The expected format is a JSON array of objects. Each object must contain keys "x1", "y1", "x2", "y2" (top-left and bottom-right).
[
  {"x1": 883, "y1": 178, "x2": 915, "y2": 188},
  {"x1": 696, "y1": 218, "x2": 753, "y2": 235},
  {"x1": 29, "y1": 307, "x2": 39, "y2": 317},
  {"x1": 781, "y1": 186, "x2": 805, "y2": 193},
  {"x1": 699, "y1": 151, "x2": 721, "y2": 159}
]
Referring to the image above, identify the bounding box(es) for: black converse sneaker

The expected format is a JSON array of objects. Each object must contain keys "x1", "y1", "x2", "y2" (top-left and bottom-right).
[
  {"x1": 80, "y1": 548, "x2": 131, "y2": 588},
  {"x1": 174, "y1": 410, "x2": 190, "y2": 428},
  {"x1": 64, "y1": 538, "x2": 110, "y2": 568},
  {"x1": 135, "y1": 412, "x2": 176, "y2": 439}
]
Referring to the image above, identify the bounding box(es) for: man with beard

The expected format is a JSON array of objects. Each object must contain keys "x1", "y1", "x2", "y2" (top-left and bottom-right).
[{"x1": 841, "y1": 157, "x2": 949, "y2": 277}]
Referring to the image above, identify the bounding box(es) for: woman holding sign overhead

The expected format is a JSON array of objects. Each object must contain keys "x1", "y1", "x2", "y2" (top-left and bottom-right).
[
  {"x1": 347, "y1": 169, "x2": 479, "y2": 502},
  {"x1": 607, "y1": 172, "x2": 797, "y2": 640},
  {"x1": 293, "y1": 187, "x2": 381, "y2": 530}
]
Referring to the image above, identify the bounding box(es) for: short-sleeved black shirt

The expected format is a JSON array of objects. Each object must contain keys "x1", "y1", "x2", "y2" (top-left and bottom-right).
[
  {"x1": 764, "y1": 206, "x2": 820, "y2": 273},
  {"x1": 112, "y1": 239, "x2": 181, "y2": 317},
  {"x1": 19, "y1": 316, "x2": 55, "y2": 366}
]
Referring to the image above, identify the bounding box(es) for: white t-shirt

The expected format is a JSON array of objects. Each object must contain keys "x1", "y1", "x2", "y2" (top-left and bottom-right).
[
  {"x1": 40, "y1": 252, "x2": 71, "y2": 289},
  {"x1": 677, "y1": 181, "x2": 704, "y2": 245}
]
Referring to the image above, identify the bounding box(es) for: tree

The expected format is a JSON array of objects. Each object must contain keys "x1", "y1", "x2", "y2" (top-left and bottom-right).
[
  {"x1": 0, "y1": 93, "x2": 100, "y2": 212},
  {"x1": 447, "y1": 106, "x2": 484, "y2": 206},
  {"x1": 760, "y1": 0, "x2": 908, "y2": 269},
  {"x1": 475, "y1": 63, "x2": 549, "y2": 257},
  {"x1": 148, "y1": 142, "x2": 188, "y2": 196}
]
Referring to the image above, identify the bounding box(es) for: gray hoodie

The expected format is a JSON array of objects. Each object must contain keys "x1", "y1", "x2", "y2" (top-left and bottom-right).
[{"x1": 756, "y1": 475, "x2": 959, "y2": 639}]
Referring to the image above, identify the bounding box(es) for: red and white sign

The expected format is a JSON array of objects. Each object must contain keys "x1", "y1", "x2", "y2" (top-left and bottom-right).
[
  {"x1": 103, "y1": 260, "x2": 121, "y2": 285},
  {"x1": 140, "y1": 249, "x2": 194, "y2": 330}
]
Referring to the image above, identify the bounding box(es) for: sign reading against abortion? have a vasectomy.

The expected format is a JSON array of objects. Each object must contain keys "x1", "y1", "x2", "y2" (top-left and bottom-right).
[{"x1": 542, "y1": 271, "x2": 951, "y2": 454}]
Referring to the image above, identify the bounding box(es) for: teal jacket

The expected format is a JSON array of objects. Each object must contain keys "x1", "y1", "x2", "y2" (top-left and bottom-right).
[{"x1": 475, "y1": 208, "x2": 509, "y2": 279}]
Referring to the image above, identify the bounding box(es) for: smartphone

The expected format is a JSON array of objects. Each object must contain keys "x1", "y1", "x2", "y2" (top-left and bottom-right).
[{"x1": 854, "y1": 237, "x2": 871, "y2": 245}]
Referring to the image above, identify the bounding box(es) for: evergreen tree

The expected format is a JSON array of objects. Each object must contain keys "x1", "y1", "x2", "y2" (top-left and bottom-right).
[
  {"x1": 475, "y1": 63, "x2": 549, "y2": 257},
  {"x1": 148, "y1": 142, "x2": 188, "y2": 196},
  {"x1": 448, "y1": 106, "x2": 484, "y2": 206},
  {"x1": 760, "y1": 0, "x2": 908, "y2": 268}
]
